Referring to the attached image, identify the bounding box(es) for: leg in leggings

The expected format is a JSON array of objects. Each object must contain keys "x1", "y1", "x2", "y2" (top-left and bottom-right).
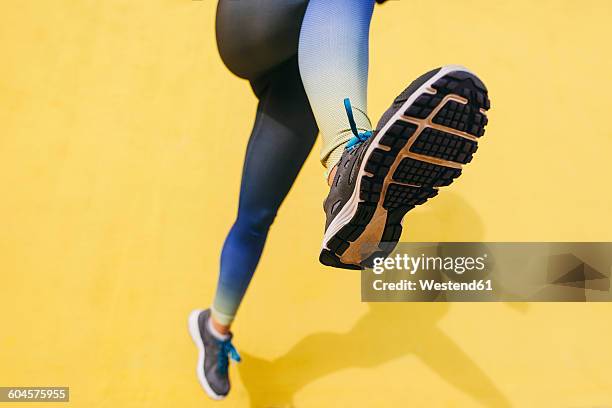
[
  {"x1": 212, "y1": 59, "x2": 318, "y2": 325},
  {"x1": 212, "y1": 1, "x2": 316, "y2": 326}
]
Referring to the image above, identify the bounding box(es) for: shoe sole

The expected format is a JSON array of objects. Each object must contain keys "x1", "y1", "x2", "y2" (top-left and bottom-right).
[
  {"x1": 188, "y1": 309, "x2": 225, "y2": 400},
  {"x1": 320, "y1": 65, "x2": 490, "y2": 269}
]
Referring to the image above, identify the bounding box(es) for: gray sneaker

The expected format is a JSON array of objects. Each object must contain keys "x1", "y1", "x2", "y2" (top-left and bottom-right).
[
  {"x1": 188, "y1": 309, "x2": 240, "y2": 400},
  {"x1": 320, "y1": 65, "x2": 490, "y2": 269}
]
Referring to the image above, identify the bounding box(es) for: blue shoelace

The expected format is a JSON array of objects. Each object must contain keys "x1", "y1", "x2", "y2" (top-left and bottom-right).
[
  {"x1": 344, "y1": 98, "x2": 373, "y2": 150},
  {"x1": 217, "y1": 339, "x2": 241, "y2": 374}
]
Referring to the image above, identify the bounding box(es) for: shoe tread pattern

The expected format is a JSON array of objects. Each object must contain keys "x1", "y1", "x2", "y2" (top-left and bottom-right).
[{"x1": 321, "y1": 70, "x2": 490, "y2": 269}]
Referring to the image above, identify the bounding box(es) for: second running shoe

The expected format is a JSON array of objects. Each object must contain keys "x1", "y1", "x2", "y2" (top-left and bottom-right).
[{"x1": 188, "y1": 309, "x2": 241, "y2": 400}]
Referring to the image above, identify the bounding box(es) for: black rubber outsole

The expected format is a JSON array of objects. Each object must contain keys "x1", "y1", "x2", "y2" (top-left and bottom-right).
[{"x1": 320, "y1": 70, "x2": 490, "y2": 270}]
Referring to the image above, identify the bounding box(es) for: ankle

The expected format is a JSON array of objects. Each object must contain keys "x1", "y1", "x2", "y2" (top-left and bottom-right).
[
  {"x1": 208, "y1": 316, "x2": 231, "y2": 340},
  {"x1": 327, "y1": 165, "x2": 338, "y2": 186},
  {"x1": 325, "y1": 144, "x2": 345, "y2": 185}
]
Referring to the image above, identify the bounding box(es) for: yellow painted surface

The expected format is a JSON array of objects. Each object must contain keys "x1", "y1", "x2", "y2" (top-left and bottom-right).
[{"x1": 1, "y1": 1, "x2": 611, "y2": 407}]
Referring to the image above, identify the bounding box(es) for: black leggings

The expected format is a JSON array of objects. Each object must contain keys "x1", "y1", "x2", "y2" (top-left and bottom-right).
[{"x1": 211, "y1": 0, "x2": 318, "y2": 324}]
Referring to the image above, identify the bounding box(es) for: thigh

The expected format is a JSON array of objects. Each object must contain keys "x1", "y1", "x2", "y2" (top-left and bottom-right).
[{"x1": 216, "y1": 0, "x2": 309, "y2": 80}]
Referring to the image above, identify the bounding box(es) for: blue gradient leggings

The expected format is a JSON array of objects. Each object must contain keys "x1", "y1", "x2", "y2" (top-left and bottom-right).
[{"x1": 212, "y1": 0, "x2": 375, "y2": 325}]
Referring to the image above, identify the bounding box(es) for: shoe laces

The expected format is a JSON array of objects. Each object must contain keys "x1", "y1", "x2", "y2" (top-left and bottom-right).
[
  {"x1": 217, "y1": 339, "x2": 241, "y2": 375},
  {"x1": 344, "y1": 98, "x2": 373, "y2": 150}
]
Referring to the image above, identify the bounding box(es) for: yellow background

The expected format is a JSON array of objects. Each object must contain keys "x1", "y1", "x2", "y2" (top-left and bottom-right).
[{"x1": 1, "y1": 1, "x2": 611, "y2": 407}]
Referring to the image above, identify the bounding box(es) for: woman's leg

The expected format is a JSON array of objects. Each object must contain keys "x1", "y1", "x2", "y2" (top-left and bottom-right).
[
  {"x1": 191, "y1": 3, "x2": 315, "y2": 400},
  {"x1": 211, "y1": 57, "x2": 318, "y2": 328},
  {"x1": 297, "y1": 0, "x2": 491, "y2": 269}
]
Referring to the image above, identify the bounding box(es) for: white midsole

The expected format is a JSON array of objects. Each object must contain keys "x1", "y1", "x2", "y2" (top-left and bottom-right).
[
  {"x1": 188, "y1": 309, "x2": 225, "y2": 401},
  {"x1": 321, "y1": 64, "x2": 473, "y2": 255}
]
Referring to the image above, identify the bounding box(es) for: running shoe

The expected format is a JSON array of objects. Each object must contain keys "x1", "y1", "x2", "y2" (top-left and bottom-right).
[
  {"x1": 188, "y1": 309, "x2": 241, "y2": 400},
  {"x1": 320, "y1": 65, "x2": 490, "y2": 269}
]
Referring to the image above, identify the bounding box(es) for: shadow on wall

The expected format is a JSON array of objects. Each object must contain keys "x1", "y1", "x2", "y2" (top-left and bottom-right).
[{"x1": 238, "y1": 192, "x2": 515, "y2": 408}]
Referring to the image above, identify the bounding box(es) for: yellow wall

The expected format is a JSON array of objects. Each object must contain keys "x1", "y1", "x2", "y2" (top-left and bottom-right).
[{"x1": 1, "y1": 1, "x2": 611, "y2": 407}]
